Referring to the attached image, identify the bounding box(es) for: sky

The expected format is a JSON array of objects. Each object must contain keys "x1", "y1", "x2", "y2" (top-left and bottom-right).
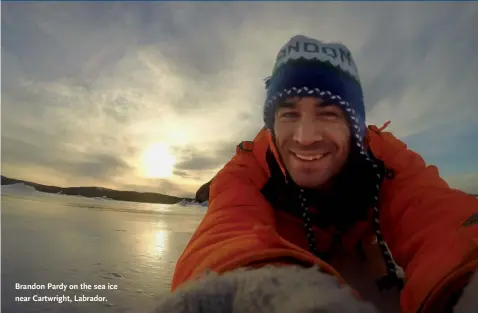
[{"x1": 1, "y1": 2, "x2": 477, "y2": 197}]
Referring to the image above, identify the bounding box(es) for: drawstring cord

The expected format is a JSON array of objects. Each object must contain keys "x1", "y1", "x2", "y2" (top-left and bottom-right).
[
  {"x1": 296, "y1": 168, "x2": 403, "y2": 292},
  {"x1": 299, "y1": 189, "x2": 320, "y2": 257},
  {"x1": 370, "y1": 168, "x2": 404, "y2": 291}
]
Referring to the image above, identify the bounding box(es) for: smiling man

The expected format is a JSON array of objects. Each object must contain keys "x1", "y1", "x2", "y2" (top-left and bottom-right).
[
  {"x1": 170, "y1": 35, "x2": 478, "y2": 313},
  {"x1": 274, "y1": 96, "x2": 351, "y2": 188}
]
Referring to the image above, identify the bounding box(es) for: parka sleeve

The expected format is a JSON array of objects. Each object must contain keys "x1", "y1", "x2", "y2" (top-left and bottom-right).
[
  {"x1": 169, "y1": 136, "x2": 330, "y2": 291},
  {"x1": 368, "y1": 128, "x2": 478, "y2": 313}
]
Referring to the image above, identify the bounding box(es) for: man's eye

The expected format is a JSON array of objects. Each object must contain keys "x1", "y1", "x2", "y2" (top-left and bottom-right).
[
  {"x1": 280, "y1": 112, "x2": 299, "y2": 118},
  {"x1": 318, "y1": 110, "x2": 341, "y2": 118},
  {"x1": 319, "y1": 112, "x2": 338, "y2": 117}
]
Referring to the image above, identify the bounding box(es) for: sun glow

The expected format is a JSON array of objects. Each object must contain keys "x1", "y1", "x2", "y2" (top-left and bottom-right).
[{"x1": 141, "y1": 143, "x2": 176, "y2": 178}]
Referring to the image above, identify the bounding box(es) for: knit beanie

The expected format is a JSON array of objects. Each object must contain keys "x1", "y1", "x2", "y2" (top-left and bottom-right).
[
  {"x1": 263, "y1": 35, "x2": 403, "y2": 291},
  {"x1": 264, "y1": 34, "x2": 366, "y2": 144}
]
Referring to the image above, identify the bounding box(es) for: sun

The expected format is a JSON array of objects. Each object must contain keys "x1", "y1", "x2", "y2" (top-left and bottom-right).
[{"x1": 141, "y1": 143, "x2": 176, "y2": 178}]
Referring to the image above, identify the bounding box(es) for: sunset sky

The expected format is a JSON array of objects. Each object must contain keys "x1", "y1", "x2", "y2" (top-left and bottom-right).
[{"x1": 2, "y1": 2, "x2": 477, "y2": 197}]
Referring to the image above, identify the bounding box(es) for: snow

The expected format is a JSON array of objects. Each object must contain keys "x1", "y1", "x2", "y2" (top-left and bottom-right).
[
  {"x1": 2, "y1": 183, "x2": 38, "y2": 194},
  {"x1": 176, "y1": 199, "x2": 206, "y2": 207},
  {"x1": 1, "y1": 188, "x2": 205, "y2": 313}
]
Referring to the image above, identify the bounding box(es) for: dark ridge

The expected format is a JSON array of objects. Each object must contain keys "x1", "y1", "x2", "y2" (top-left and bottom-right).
[
  {"x1": 195, "y1": 178, "x2": 213, "y2": 203},
  {"x1": 1, "y1": 175, "x2": 194, "y2": 205}
]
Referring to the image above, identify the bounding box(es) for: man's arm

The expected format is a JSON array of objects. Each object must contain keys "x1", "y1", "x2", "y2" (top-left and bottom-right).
[
  {"x1": 171, "y1": 140, "x2": 328, "y2": 291},
  {"x1": 367, "y1": 127, "x2": 478, "y2": 313},
  {"x1": 171, "y1": 147, "x2": 274, "y2": 290}
]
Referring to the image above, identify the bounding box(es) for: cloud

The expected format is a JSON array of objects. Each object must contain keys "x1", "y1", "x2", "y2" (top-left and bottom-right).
[
  {"x1": 2, "y1": 2, "x2": 477, "y2": 196},
  {"x1": 1, "y1": 133, "x2": 132, "y2": 186},
  {"x1": 173, "y1": 170, "x2": 190, "y2": 179},
  {"x1": 175, "y1": 156, "x2": 226, "y2": 172},
  {"x1": 174, "y1": 144, "x2": 236, "y2": 171}
]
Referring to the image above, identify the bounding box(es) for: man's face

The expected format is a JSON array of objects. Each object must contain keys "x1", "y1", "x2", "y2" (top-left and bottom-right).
[{"x1": 273, "y1": 96, "x2": 351, "y2": 189}]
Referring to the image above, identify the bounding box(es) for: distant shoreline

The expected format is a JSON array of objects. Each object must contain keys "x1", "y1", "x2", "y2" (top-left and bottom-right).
[
  {"x1": 1, "y1": 175, "x2": 475, "y2": 205},
  {"x1": 1, "y1": 175, "x2": 194, "y2": 205}
]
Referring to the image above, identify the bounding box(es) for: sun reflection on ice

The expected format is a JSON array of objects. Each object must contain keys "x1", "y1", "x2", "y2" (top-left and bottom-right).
[{"x1": 155, "y1": 230, "x2": 168, "y2": 254}]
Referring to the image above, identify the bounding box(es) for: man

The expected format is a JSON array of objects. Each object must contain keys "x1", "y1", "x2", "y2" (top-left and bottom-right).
[{"x1": 169, "y1": 35, "x2": 478, "y2": 313}]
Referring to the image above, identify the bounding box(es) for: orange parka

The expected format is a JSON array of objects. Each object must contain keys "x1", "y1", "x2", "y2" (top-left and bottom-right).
[{"x1": 172, "y1": 125, "x2": 478, "y2": 313}]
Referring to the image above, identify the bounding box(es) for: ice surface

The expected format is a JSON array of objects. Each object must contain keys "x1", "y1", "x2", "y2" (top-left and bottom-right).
[{"x1": 1, "y1": 189, "x2": 205, "y2": 313}]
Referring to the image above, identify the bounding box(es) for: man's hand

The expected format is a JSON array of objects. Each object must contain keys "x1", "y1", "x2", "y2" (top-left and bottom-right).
[{"x1": 158, "y1": 266, "x2": 379, "y2": 313}]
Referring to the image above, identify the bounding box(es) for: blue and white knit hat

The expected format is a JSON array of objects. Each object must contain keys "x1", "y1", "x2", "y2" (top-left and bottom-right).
[
  {"x1": 264, "y1": 34, "x2": 366, "y2": 143},
  {"x1": 264, "y1": 35, "x2": 403, "y2": 291}
]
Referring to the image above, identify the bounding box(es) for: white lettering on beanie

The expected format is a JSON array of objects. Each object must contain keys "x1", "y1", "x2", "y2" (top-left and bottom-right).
[{"x1": 273, "y1": 35, "x2": 360, "y2": 81}]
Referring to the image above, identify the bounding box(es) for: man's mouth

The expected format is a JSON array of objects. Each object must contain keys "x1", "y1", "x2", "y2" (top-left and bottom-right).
[{"x1": 291, "y1": 151, "x2": 329, "y2": 162}]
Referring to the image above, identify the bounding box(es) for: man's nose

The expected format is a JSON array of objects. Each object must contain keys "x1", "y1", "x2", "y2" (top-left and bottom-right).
[{"x1": 293, "y1": 118, "x2": 323, "y2": 145}]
